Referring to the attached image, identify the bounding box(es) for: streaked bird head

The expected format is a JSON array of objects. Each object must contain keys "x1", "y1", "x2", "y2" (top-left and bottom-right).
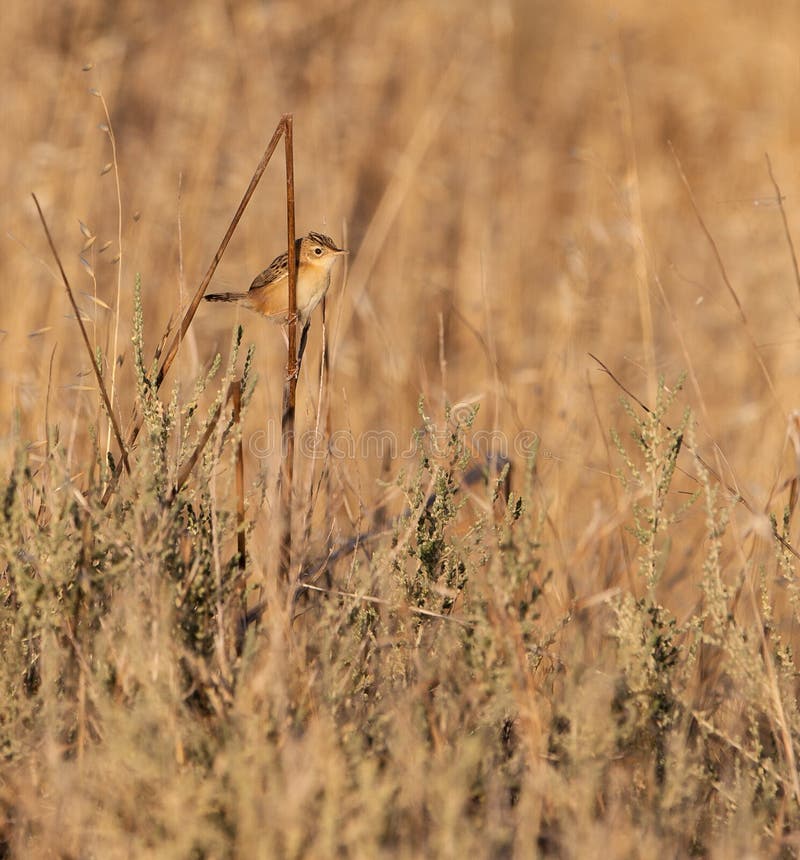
[{"x1": 299, "y1": 232, "x2": 348, "y2": 267}]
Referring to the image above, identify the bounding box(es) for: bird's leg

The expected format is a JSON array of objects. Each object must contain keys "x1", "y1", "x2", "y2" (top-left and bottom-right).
[
  {"x1": 282, "y1": 320, "x2": 311, "y2": 381},
  {"x1": 297, "y1": 321, "x2": 311, "y2": 367}
]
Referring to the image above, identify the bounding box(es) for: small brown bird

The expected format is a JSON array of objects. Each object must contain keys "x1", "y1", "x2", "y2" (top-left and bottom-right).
[{"x1": 205, "y1": 232, "x2": 347, "y2": 327}]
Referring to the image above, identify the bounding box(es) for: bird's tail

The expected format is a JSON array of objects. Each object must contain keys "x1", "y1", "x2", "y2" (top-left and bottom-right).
[{"x1": 204, "y1": 291, "x2": 248, "y2": 303}]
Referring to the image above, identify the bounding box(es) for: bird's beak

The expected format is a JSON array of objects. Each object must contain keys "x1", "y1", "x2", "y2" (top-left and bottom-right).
[{"x1": 337, "y1": 249, "x2": 349, "y2": 255}]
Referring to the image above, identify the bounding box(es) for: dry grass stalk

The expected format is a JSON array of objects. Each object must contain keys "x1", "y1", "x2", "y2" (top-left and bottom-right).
[
  {"x1": 764, "y1": 152, "x2": 800, "y2": 300},
  {"x1": 170, "y1": 380, "x2": 236, "y2": 499},
  {"x1": 31, "y1": 193, "x2": 130, "y2": 477},
  {"x1": 232, "y1": 379, "x2": 246, "y2": 575},
  {"x1": 279, "y1": 114, "x2": 299, "y2": 582}
]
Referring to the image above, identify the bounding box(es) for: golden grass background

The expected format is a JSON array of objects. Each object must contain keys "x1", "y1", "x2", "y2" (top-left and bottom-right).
[
  {"x1": 6, "y1": 1, "x2": 800, "y2": 540},
  {"x1": 4, "y1": 0, "x2": 800, "y2": 855}
]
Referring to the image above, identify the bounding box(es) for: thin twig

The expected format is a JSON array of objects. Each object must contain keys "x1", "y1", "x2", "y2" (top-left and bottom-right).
[
  {"x1": 668, "y1": 140, "x2": 746, "y2": 323},
  {"x1": 296, "y1": 582, "x2": 473, "y2": 627},
  {"x1": 32, "y1": 194, "x2": 130, "y2": 476},
  {"x1": 764, "y1": 153, "x2": 800, "y2": 302}
]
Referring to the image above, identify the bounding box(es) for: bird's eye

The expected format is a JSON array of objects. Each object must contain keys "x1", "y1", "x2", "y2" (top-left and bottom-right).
[{"x1": 314, "y1": 247, "x2": 323, "y2": 256}]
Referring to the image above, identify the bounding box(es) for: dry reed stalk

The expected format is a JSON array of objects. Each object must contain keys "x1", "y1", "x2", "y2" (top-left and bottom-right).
[
  {"x1": 279, "y1": 114, "x2": 298, "y2": 582},
  {"x1": 32, "y1": 194, "x2": 130, "y2": 477}
]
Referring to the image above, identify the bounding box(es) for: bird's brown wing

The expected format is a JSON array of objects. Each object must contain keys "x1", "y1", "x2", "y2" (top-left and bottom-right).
[
  {"x1": 249, "y1": 251, "x2": 288, "y2": 290},
  {"x1": 247, "y1": 238, "x2": 305, "y2": 319},
  {"x1": 247, "y1": 261, "x2": 289, "y2": 320}
]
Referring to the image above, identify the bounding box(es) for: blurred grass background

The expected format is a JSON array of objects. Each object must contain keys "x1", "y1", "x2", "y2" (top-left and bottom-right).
[
  {"x1": 4, "y1": 0, "x2": 800, "y2": 855},
  {"x1": 5, "y1": 0, "x2": 800, "y2": 542}
]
